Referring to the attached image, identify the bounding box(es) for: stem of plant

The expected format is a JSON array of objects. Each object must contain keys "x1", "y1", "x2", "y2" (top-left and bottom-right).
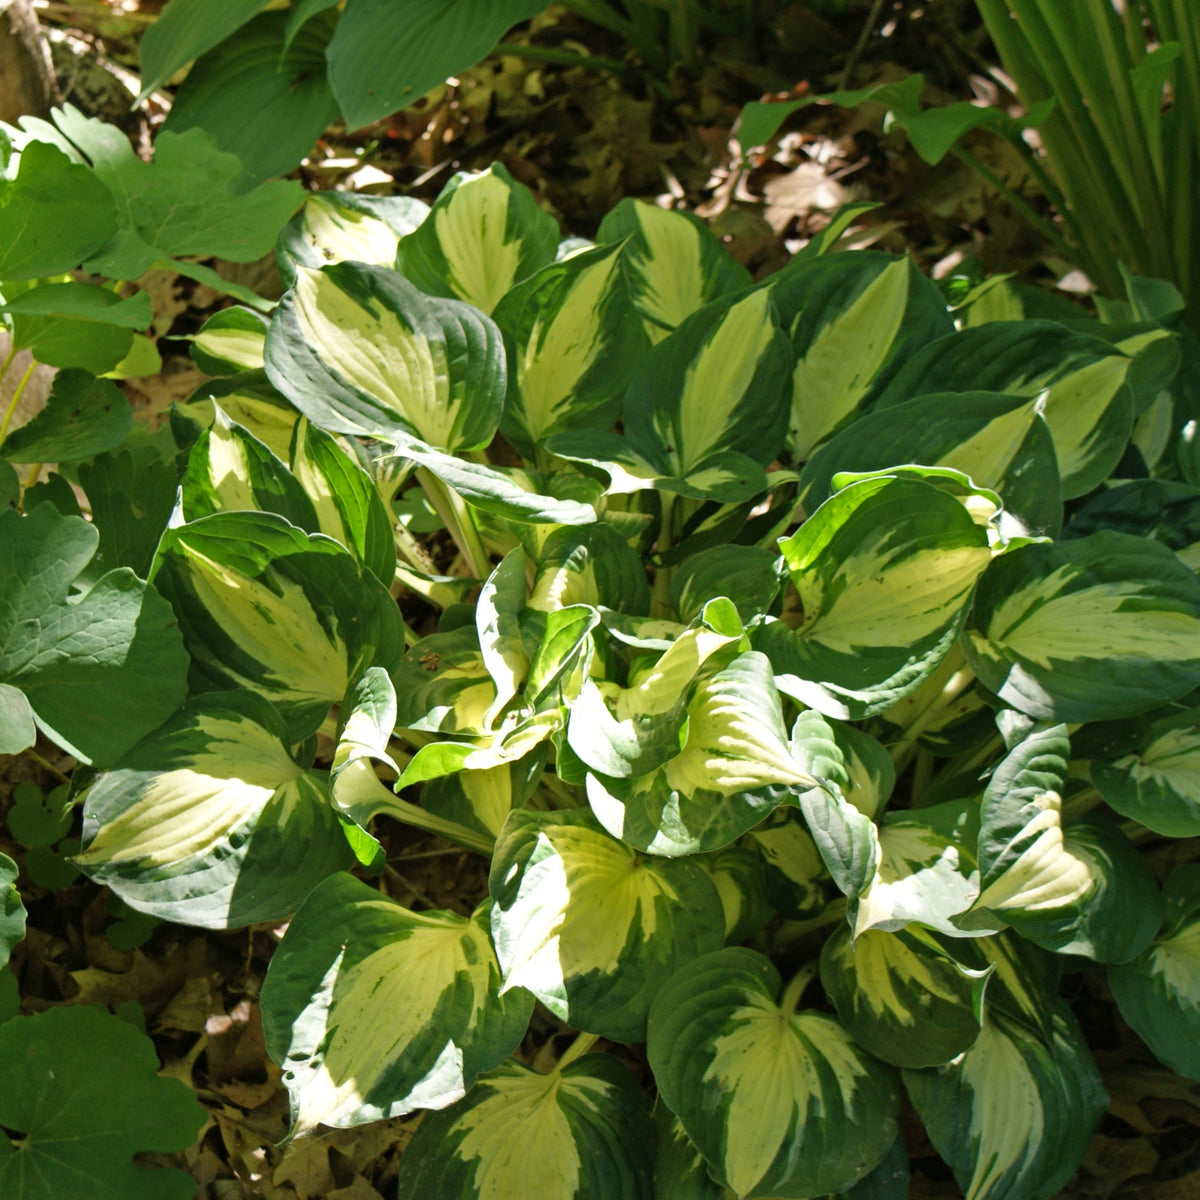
[
  {"x1": 0, "y1": 360, "x2": 37, "y2": 451},
  {"x1": 555, "y1": 1031, "x2": 600, "y2": 1071},
  {"x1": 415, "y1": 466, "x2": 491, "y2": 579},
  {"x1": 780, "y1": 962, "x2": 817, "y2": 1016},
  {"x1": 890, "y1": 665, "x2": 975, "y2": 774},
  {"x1": 774, "y1": 897, "x2": 848, "y2": 945}
]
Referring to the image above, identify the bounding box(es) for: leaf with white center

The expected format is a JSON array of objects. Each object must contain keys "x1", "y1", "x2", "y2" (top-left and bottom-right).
[
  {"x1": 1063, "y1": 478, "x2": 1200, "y2": 573},
  {"x1": 820, "y1": 925, "x2": 986, "y2": 1068},
  {"x1": 671, "y1": 546, "x2": 783, "y2": 625},
  {"x1": 494, "y1": 240, "x2": 642, "y2": 455},
  {"x1": 586, "y1": 653, "x2": 832, "y2": 857},
  {"x1": 529, "y1": 524, "x2": 650, "y2": 616},
  {"x1": 834, "y1": 723, "x2": 895, "y2": 820},
  {"x1": 423, "y1": 751, "x2": 546, "y2": 841},
  {"x1": 276, "y1": 191, "x2": 429, "y2": 287},
  {"x1": 1093, "y1": 703, "x2": 1200, "y2": 836},
  {"x1": 623, "y1": 288, "x2": 792, "y2": 482},
  {"x1": 152, "y1": 510, "x2": 404, "y2": 740},
  {"x1": 797, "y1": 390, "x2": 1062, "y2": 539},
  {"x1": 260, "y1": 872, "x2": 531, "y2": 1132},
  {"x1": 174, "y1": 371, "x2": 299, "y2": 461},
  {"x1": 654, "y1": 1107, "x2": 728, "y2": 1200},
  {"x1": 488, "y1": 809, "x2": 725, "y2": 1042},
  {"x1": 1109, "y1": 865, "x2": 1200, "y2": 1081},
  {"x1": 76, "y1": 691, "x2": 353, "y2": 928},
  {"x1": 699, "y1": 847, "x2": 773, "y2": 945},
  {"x1": 395, "y1": 1053, "x2": 654, "y2": 1200},
  {"x1": 903, "y1": 1005, "x2": 1106, "y2": 1200},
  {"x1": 187, "y1": 306, "x2": 268, "y2": 375},
  {"x1": 265, "y1": 261, "x2": 505, "y2": 452},
  {"x1": 647, "y1": 947, "x2": 900, "y2": 1199},
  {"x1": 393, "y1": 625, "x2": 497, "y2": 737},
  {"x1": 395, "y1": 163, "x2": 559, "y2": 315},
  {"x1": 872, "y1": 321, "x2": 1133, "y2": 500},
  {"x1": 595, "y1": 198, "x2": 751, "y2": 342},
  {"x1": 770, "y1": 252, "x2": 952, "y2": 461},
  {"x1": 759, "y1": 476, "x2": 992, "y2": 720},
  {"x1": 288, "y1": 417, "x2": 397, "y2": 586},
  {"x1": 963, "y1": 532, "x2": 1200, "y2": 722},
  {"x1": 475, "y1": 549, "x2": 530, "y2": 730},
  {"x1": 746, "y1": 813, "x2": 827, "y2": 919},
  {"x1": 178, "y1": 406, "x2": 317, "y2": 529}
]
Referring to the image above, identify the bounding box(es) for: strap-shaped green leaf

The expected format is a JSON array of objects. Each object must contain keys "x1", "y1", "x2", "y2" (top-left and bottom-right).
[
  {"x1": 963, "y1": 532, "x2": 1200, "y2": 721},
  {"x1": 76, "y1": 691, "x2": 353, "y2": 928},
  {"x1": 265, "y1": 261, "x2": 506, "y2": 451},
  {"x1": 873, "y1": 321, "x2": 1133, "y2": 499},
  {"x1": 770, "y1": 252, "x2": 952, "y2": 461},
  {"x1": 261, "y1": 872, "x2": 531, "y2": 1132},
  {"x1": 1109, "y1": 864, "x2": 1200, "y2": 1081},
  {"x1": 903, "y1": 1005, "x2": 1106, "y2": 1200},
  {"x1": 647, "y1": 947, "x2": 900, "y2": 1199},
  {"x1": 396, "y1": 163, "x2": 559, "y2": 315},
  {"x1": 153, "y1": 510, "x2": 404, "y2": 740},
  {"x1": 759, "y1": 476, "x2": 992, "y2": 719},
  {"x1": 489, "y1": 809, "x2": 725, "y2": 1042},
  {"x1": 495, "y1": 240, "x2": 642, "y2": 455},
  {"x1": 276, "y1": 191, "x2": 429, "y2": 287},
  {"x1": 595, "y1": 199, "x2": 751, "y2": 343},
  {"x1": 821, "y1": 925, "x2": 986, "y2": 1068},
  {"x1": 395, "y1": 1053, "x2": 654, "y2": 1200}
]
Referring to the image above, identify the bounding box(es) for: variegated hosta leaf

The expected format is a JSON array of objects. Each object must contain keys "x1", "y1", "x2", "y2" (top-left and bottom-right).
[
  {"x1": 395, "y1": 1053, "x2": 654, "y2": 1200},
  {"x1": 152, "y1": 511, "x2": 405, "y2": 740},
  {"x1": 178, "y1": 405, "x2": 318, "y2": 529},
  {"x1": 1109, "y1": 865, "x2": 1200, "y2": 1081},
  {"x1": 393, "y1": 625, "x2": 496, "y2": 736},
  {"x1": 276, "y1": 191, "x2": 429, "y2": 286},
  {"x1": 1063, "y1": 477, "x2": 1200, "y2": 572},
  {"x1": 494, "y1": 240, "x2": 642, "y2": 454},
  {"x1": 647, "y1": 947, "x2": 900, "y2": 1200},
  {"x1": 259, "y1": 872, "x2": 531, "y2": 1132},
  {"x1": 173, "y1": 371, "x2": 298, "y2": 462},
  {"x1": 76, "y1": 692, "x2": 353, "y2": 928},
  {"x1": 585, "y1": 653, "x2": 836, "y2": 857},
  {"x1": 422, "y1": 751, "x2": 546, "y2": 841},
  {"x1": 746, "y1": 813, "x2": 827, "y2": 919},
  {"x1": 963, "y1": 532, "x2": 1200, "y2": 722},
  {"x1": 872, "y1": 320, "x2": 1133, "y2": 499},
  {"x1": 853, "y1": 801, "x2": 981, "y2": 937},
  {"x1": 188, "y1": 305, "x2": 268, "y2": 376},
  {"x1": 595, "y1": 198, "x2": 751, "y2": 343},
  {"x1": 903, "y1": 1005, "x2": 1107, "y2": 1200},
  {"x1": 941, "y1": 932, "x2": 1062, "y2": 1040},
  {"x1": 699, "y1": 847, "x2": 773, "y2": 945},
  {"x1": 488, "y1": 809, "x2": 725, "y2": 1042},
  {"x1": 797, "y1": 390, "x2": 1062, "y2": 539},
  {"x1": 654, "y1": 1107, "x2": 728, "y2": 1200},
  {"x1": 1092, "y1": 703, "x2": 1200, "y2": 836},
  {"x1": 622, "y1": 288, "x2": 792, "y2": 485},
  {"x1": 288, "y1": 417, "x2": 397, "y2": 586},
  {"x1": 769, "y1": 251, "x2": 953, "y2": 462},
  {"x1": 758, "y1": 476, "x2": 992, "y2": 720},
  {"x1": 820, "y1": 925, "x2": 986, "y2": 1069},
  {"x1": 395, "y1": 162, "x2": 559, "y2": 315},
  {"x1": 833, "y1": 723, "x2": 895, "y2": 820},
  {"x1": 529, "y1": 523, "x2": 651, "y2": 616},
  {"x1": 265, "y1": 261, "x2": 506, "y2": 451},
  {"x1": 670, "y1": 545, "x2": 783, "y2": 625}
]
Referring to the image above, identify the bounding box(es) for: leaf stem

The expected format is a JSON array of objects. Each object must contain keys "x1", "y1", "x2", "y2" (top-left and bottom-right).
[
  {"x1": 379, "y1": 793, "x2": 496, "y2": 857},
  {"x1": 416, "y1": 466, "x2": 491, "y2": 580},
  {"x1": 889, "y1": 664, "x2": 975, "y2": 774},
  {"x1": 555, "y1": 1031, "x2": 600, "y2": 1071},
  {"x1": 774, "y1": 897, "x2": 848, "y2": 945},
  {"x1": 779, "y1": 962, "x2": 817, "y2": 1016},
  {"x1": 0, "y1": 360, "x2": 37, "y2": 451}
]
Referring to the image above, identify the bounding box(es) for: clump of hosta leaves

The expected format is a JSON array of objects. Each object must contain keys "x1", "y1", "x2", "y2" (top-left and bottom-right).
[{"x1": 8, "y1": 148, "x2": 1200, "y2": 1200}]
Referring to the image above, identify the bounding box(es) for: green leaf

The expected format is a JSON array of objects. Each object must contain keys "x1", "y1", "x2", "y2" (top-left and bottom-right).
[
  {"x1": 1109, "y1": 865, "x2": 1200, "y2": 1081},
  {"x1": 276, "y1": 190, "x2": 429, "y2": 287},
  {"x1": 395, "y1": 1053, "x2": 654, "y2": 1200},
  {"x1": 0, "y1": 852, "x2": 25, "y2": 969},
  {"x1": 174, "y1": 369, "x2": 298, "y2": 460},
  {"x1": 1063, "y1": 478, "x2": 1200, "y2": 572},
  {"x1": 261, "y1": 872, "x2": 531, "y2": 1132},
  {"x1": 45, "y1": 106, "x2": 302, "y2": 279},
  {"x1": 0, "y1": 682, "x2": 35, "y2": 756},
  {"x1": 903, "y1": 1005, "x2": 1106, "y2": 1200},
  {"x1": 595, "y1": 198, "x2": 751, "y2": 343},
  {"x1": 1, "y1": 281, "x2": 151, "y2": 326},
  {"x1": 0, "y1": 503, "x2": 189, "y2": 766},
  {"x1": 873, "y1": 321, "x2": 1133, "y2": 500},
  {"x1": 186, "y1": 305, "x2": 268, "y2": 375},
  {"x1": 266, "y1": 261, "x2": 505, "y2": 451},
  {"x1": 0, "y1": 140, "x2": 116, "y2": 279},
  {"x1": 0, "y1": 1005, "x2": 205, "y2": 1200},
  {"x1": 77, "y1": 691, "x2": 354, "y2": 928},
  {"x1": 820, "y1": 925, "x2": 986, "y2": 1068},
  {"x1": 489, "y1": 808, "x2": 725, "y2": 1042},
  {"x1": 7, "y1": 780, "x2": 71, "y2": 847},
  {"x1": 138, "y1": 0, "x2": 272, "y2": 97},
  {"x1": 759, "y1": 476, "x2": 992, "y2": 720},
  {"x1": 529, "y1": 524, "x2": 651, "y2": 615},
  {"x1": 152, "y1": 510, "x2": 404, "y2": 740},
  {"x1": 670, "y1": 546, "x2": 782, "y2": 625},
  {"x1": 329, "y1": 0, "x2": 546, "y2": 134},
  {"x1": 495, "y1": 240, "x2": 641, "y2": 454},
  {"x1": 700, "y1": 846, "x2": 773, "y2": 945},
  {"x1": 1, "y1": 369, "x2": 130, "y2": 463},
  {"x1": 770, "y1": 252, "x2": 952, "y2": 462},
  {"x1": 647, "y1": 946, "x2": 900, "y2": 1199},
  {"x1": 746, "y1": 813, "x2": 827, "y2": 919},
  {"x1": 163, "y1": 9, "x2": 340, "y2": 190},
  {"x1": 963, "y1": 532, "x2": 1200, "y2": 722}
]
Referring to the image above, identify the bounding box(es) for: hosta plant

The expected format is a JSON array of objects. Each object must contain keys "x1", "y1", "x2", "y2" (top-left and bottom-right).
[{"x1": 4, "y1": 156, "x2": 1200, "y2": 1200}]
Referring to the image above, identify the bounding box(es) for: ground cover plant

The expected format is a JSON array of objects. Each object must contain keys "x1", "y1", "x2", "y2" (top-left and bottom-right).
[{"x1": 4, "y1": 96, "x2": 1200, "y2": 1195}]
